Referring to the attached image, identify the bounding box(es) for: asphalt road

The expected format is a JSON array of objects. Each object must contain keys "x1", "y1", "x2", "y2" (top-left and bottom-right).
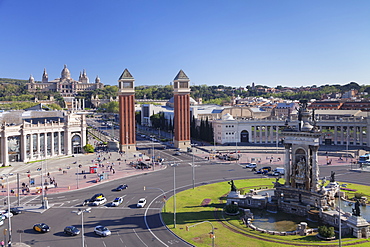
[{"x1": 4, "y1": 148, "x2": 370, "y2": 246}]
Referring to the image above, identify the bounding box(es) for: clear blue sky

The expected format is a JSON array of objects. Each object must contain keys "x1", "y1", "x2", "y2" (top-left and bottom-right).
[{"x1": 0, "y1": 0, "x2": 369, "y2": 88}]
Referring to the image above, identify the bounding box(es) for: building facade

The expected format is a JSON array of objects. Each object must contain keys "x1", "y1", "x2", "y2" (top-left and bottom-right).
[
  {"x1": 26, "y1": 65, "x2": 104, "y2": 97},
  {"x1": 213, "y1": 113, "x2": 370, "y2": 148},
  {"x1": 0, "y1": 111, "x2": 87, "y2": 166}
]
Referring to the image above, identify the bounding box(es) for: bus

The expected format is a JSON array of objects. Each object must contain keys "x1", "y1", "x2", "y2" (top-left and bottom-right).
[{"x1": 358, "y1": 153, "x2": 370, "y2": 164}]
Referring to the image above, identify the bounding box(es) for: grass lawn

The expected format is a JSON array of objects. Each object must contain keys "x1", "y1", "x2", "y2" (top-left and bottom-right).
[{"x1": 162, "y1": 178, "x2": 370, "y2": 247}]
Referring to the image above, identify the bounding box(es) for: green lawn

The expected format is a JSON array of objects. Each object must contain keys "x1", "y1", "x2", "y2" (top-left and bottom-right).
[{"x1": 162, "y1": 178, "x2": 370, "y2": 247}]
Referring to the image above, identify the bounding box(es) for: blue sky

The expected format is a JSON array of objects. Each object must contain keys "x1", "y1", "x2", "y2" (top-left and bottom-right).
[{"x1": 0, "y1": 0, "x2": 369, "y2": 88}]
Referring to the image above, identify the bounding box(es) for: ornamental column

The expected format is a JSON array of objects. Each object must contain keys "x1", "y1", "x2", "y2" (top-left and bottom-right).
[
  {"x1": 118, "y1": 69, "x2": 136, "y2": 152},
  {"x1": 173, "y1": 70, "x2": 191, "y2": 150},
  {"x1": 284, "y1": 143, "x2": 291, "y2": 186},
  {"x1": 310, "y1": 145, "x2": 319, "y2": 192}
]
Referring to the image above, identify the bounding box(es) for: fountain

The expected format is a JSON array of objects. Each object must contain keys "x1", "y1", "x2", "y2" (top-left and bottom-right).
[{"x1": 226, "y1": 100, "x2": 370, "y2": 238}]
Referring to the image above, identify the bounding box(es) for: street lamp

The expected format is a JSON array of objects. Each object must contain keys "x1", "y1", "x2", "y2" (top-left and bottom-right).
[
  {"x1": 72, "y1": 207, "x2": 91, "y2": 247},
  {"x1": 144, "y1": 186, "x2": 166, "y2": 212},
  {"x1": 151, "y1": 135, "x2": 155, "y2": 170},
  {"x1": 171, "y1": 163, "x2": 178, "y2": 228},
  {"x1": 186, "y1": 220, "x2": 215, "y2": 247},
  {"x1": 3, "y1": 174, "x2": 12, "y2": 245}
]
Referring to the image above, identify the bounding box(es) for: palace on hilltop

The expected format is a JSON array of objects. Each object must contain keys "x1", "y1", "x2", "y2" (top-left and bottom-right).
[{"x1": 26, "y1": 65, "x2": 104, "y2": 97}]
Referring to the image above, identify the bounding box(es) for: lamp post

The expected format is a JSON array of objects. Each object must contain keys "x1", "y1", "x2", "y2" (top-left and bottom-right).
[
  {"x1": 171, "y1": 163, "x2": 178, "y2": 228},
  {"x1": 186, "y1": 220, "x2": 215, "y2": 247},
  {"x1": 346, "y1": 131, "x2": 349, "y2": 162},
  {"x1": 73, "y1": 207, "x2": 91, "y2": 247},
  {"x1": 144, "y1": 186, "x2": 166, "y2": 212},
  {"x1": 234, "y1": 131, "x2": 238, "y2": 164},
  {"x1": 4, "y1": 175, "x2": 12, "y2": 245},
  {"x1": 151, "y1": 135, "x2": 155, "y2": 170},
  {"x1": 192, "y1": 143, "x2": 195, "y2": 189}
]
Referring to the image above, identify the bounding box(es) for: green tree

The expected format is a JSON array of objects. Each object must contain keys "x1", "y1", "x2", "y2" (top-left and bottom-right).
[{"x1": 83, "y1": 144, "x2": 95, "y2": 153}]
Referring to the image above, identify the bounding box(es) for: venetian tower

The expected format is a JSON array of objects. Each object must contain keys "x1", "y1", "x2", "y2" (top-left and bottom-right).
[
  {"x1": 118, "y1": 69, "x2": 136, "y2": 152},
  {"x1": 173, "y1": 70, "x2": 191, "y2": 150}
]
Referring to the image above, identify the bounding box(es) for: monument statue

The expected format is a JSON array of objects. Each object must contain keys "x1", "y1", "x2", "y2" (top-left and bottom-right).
[
  {"x1": 296, "y1": 157, "x2": 306, "y2": 179},
  {"x1": 330, "y1": 171, "x2": 335, "y2": 183},
  {"x1": 352, "y1": 200, "x2": 361, "y2": 216},
  {"x1": 228, "y1": 180, "x2": 237, "y2": 192}
]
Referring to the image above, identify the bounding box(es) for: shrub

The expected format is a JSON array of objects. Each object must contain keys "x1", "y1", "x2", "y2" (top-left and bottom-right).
[
  {"x1": 318, "y1": 225, "x2": 335, "y2": 238},
  {"x1": 224, "y1": 203, "x2": 239, "y2": 214},
  {"x1": 354, "y1": 192, "x2": 365, "y2": 199},
  {"x1": 83, "y1": 144, "x2": 95, "y2": 153}
]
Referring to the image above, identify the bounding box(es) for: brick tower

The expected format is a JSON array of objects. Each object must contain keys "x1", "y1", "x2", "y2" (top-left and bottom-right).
[
  {"x1": 173, "y1": 70, "x2": 191, "y2": 150},
  {"x1": 118, "y1": 69, "x2": 136, "y2": 152}
]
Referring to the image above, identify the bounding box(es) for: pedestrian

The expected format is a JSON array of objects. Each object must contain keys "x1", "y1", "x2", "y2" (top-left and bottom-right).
[
  {"x1": 54, "y1": 182, "x2": 57, "y2": 188},
  {"x1": 7, "y1": 240, "x2": 10, "y2": 247},
  {"x1": 0, "y1": 239, "x2": 4, "y2": 247}
]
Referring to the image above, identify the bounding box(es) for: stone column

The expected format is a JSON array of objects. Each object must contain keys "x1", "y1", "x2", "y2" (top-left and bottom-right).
[
  {"x1": 334, "y1": 124, "x2": 338, "y2": 145},
  {"x1": 36, "y1": 133, "x2": 40, "y2": 158},
  {"x1": 1, "y1": 126, "x2": 9, "y2": 166},
  {"x1": 284, "y1": 143, "x2": 291, "y2": 186},
  {"x1": 30, "y1": 134, "x2": 34, "y2": 160},
  {"x1": 57, "y1": 132, "x2": 62, "y2": 155},
  {"x1": 340, "y1": 126, "x2": 344, "y2": 145},
  {"x1": 310, "y1": 145, "x2": 319, "y2": 192},
  {"x1": 269, "y1": 126, "x2": 273, "y2": 143},
  {"x1": 44, "y1": 133, "x2": 48, "y2": 157},
  {"x1": 259, "y1": 126, "x2": 262, "y2": 143},
  {"x1": 20, "y1": 129, "x2": 27, "y2": 162},
  {"x1": 51, "y1": 132, "x2": 55, "y2": 157},
  {"x1": 360, "y1": 126, "x2": 364, "y2": 145}
]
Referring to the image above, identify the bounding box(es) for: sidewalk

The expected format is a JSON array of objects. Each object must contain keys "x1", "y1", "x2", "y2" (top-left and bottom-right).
[{"x1": 0, "y1": 150, "x2": 165, "y2": 200}]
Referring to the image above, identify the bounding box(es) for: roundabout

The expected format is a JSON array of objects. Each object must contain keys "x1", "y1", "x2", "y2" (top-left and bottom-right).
[{"x1": 161, "y1": 178, "x2": 370, "y2": 247}]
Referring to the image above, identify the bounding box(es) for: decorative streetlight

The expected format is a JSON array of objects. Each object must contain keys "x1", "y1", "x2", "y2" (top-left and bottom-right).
[
  {"x1": 170, "y1": 163, "x2": 178, "y2": 228},
  {"x1": 186, "y1": 220, "x2": 215, "y2": 247},
  {"x1": 72, "y1": 207, "x2": 91, "y2": 247},
  {"x1": 144, "y1": 186, "x2": 166, "y2": 212}
]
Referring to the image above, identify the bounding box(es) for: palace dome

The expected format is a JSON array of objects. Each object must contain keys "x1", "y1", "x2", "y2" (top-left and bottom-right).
[{"x1": 61, "y1": 64, "x2": 71, "y2": 79}]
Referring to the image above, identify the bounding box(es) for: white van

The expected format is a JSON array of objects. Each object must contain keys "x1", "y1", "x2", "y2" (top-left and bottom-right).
[{"x1": 273, "y1": 167, "x2": 285, "y2": 176}]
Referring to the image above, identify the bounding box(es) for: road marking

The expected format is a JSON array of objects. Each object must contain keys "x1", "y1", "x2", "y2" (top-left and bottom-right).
[
  {"x1": 57, "y1": 196, "x2": 66, "y2": 198},
  {"x1": 133, "y1": 229, "x2": 149, "y2": 247},
  {"x1": 102, "y1": 241, "x2": 107, "y2": 247},
  {"x1": 144, "y1": 196, "x2": 169, "y2": 247}
]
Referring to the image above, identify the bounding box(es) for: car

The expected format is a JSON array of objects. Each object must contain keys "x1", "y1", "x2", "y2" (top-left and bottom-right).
[
  {"x1": 137, "y1": 198, "x2": 146, "y2": 208},
  {"x1": 91, "y1": 197, "x2": 107, "y2": 206},
  {"x1": 7, "y1": 208, "x2": 22, "y2": 215},
  {"x1": 260, "y1": 166, "x2": 272, "y2": 172},
  {"x1": 33, "y1": 223, "x2": 50, "y2": 233},
  {"x1": 64, "y1": 226, "x2": 80, "y2": 236},
  {"x1": 115, "y1": 184, "x2": 128, "y2": 191},
  {"x1": 83, "y1": 193, "x2": 105, "y2": 205},
  {"x1": 0, "y1": 210, "x2": 13, "y2": 219},
  {"x1": 94, "y1": 225, "x2": 111, "y2": 237},
  {"x1": 174, "y1": 152, "x2": 181, "y2": 156},
  {"x1": 244, "y1": 163, "x2": 257, "y2": 169},
  {"x1": 111, "y1": 197, "x2": 123, "y2": 207}
]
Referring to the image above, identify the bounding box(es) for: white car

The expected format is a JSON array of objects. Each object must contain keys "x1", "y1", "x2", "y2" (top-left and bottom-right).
[
  {"x1": 0, "y1": 210, "x2": 13, "y2": 219},
  {"x1": 92, "y1": 197, "x2": 107, "y2": 206},
  {"x1": 137, "y1": 198, "x2": 146, "y2": 208},
  {"x1": 111, "y1": 197, "x2": 123, "y2": 207},
  {"x1": 94, "y1": 225, "x2": 111, "y2": 237}
]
